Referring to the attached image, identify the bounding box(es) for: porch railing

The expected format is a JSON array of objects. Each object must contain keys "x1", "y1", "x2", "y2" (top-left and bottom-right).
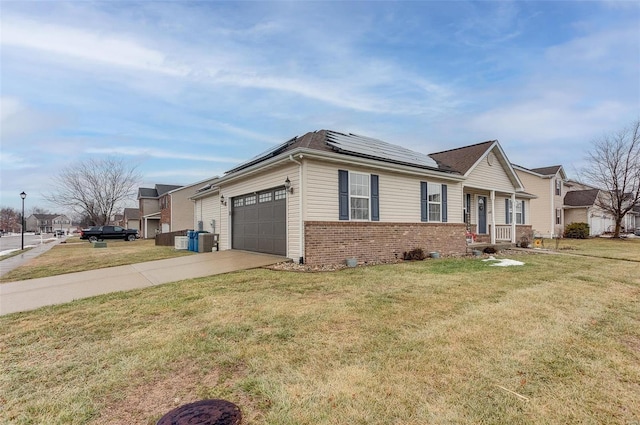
[{"x1": 495, "y1": 225, "x2": 512, "y2": 241}]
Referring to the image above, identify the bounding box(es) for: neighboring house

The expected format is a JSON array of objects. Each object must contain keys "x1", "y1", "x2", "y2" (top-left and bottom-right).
[
  {"x1": 563, "y1": 185, "x2": 614, "y2": 236},
  {"x1": 563, "y1": 180, "x2": 640, "y2": 235},
  {"x1": 137, "y1": 184, "x2": 182, "y2": 238},
  {"x1": 161, "y1": 179, "x2": 219, "y2": 234},
  {"x1": 122, "y1": 208, "x2": 141, "y2": 230},
  {"x1": 26, "y1": 214, "x2": 73, "y2": 234},
  {"x1": 630, "y1": 205, "x2": 640, "y2": 231},
  {"x1": 190, "y1": 130, "x2": 533, "y2": 265},
  {"x1": 513, "y1": 165, "x2": 568, "y2": 238}
]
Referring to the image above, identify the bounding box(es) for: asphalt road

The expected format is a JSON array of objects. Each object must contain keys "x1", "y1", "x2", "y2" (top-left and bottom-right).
[{"x1": 0, "y1": 233, "x2": 62, "y2": 253}]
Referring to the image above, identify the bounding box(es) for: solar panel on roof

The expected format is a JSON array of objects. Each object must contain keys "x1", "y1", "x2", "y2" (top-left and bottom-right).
[
  {"x1": 326, "y1": 131, "x2": 438, "y2": 169},
  {"x1": 226, "y1": 136, "x2": 297, "y2": 173}
]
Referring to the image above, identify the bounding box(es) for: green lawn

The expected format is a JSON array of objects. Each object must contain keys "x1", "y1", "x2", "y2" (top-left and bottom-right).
[{"x1": 1, "y1": 247, "x2": 639, "y2": 424}]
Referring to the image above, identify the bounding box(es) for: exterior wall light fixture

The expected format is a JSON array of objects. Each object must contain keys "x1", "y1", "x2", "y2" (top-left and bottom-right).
[{"x1": 284, "y1": 177, "x2": 293, "y2": 194}]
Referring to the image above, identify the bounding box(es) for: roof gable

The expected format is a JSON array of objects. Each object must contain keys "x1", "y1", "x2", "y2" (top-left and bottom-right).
[
  {"x1": 430, "y1": 140, "x2": 524, "y2": 191},
  {"x1": 123, "y1": 208, "x2": 140, "y2": 220},
  {"x1": 429, "y1": 141, "x2": 495, "y2": 175},
  {"x1": 564, "y1": 189, "x2": 600, "y2": 206}
]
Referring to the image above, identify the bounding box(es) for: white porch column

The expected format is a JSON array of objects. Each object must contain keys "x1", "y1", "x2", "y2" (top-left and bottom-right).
[
  {"x1": 511, "y1": 193, "x2": 517, "y2": 243},
  {"x1": 490, "y1": 190, "x2": 496, "y2": 244},
  {"x1": 144, "y1": 217, "x2": 148, "y2": 239}
]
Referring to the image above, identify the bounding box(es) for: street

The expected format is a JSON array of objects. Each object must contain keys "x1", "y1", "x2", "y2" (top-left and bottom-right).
[{"x1": 0, "y1": 233, "x2": 60, "y2": 254}]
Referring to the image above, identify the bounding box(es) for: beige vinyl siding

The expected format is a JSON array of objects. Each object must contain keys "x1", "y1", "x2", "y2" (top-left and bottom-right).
[
  {"x1": 515, "y1": 169, "x2": 554, "y2": 237},
  {"x1": 465, "y1": 151, "x2": 515, "y2": 193},
  {"x1": 219, "y1": 163, "x2": 300, "y2": 257},
  {"x1": 565, "y1": 208, "x2": 587, "y2": 224},
  {"x1": 170, "y1": 187, "x2": 198, "y2": 231},
  {"x1": 304, "y1": 160, "x2": 463, "y2": 223},
  {"x1": 140, "y1": 198, "x2": 158, "y2": 215},
  {"x1": 195, "y1": 196, "x2": 217, "y2": 233}
]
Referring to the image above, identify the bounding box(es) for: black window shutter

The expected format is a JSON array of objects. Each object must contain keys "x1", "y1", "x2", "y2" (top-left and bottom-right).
[
  {"x1": 338, "y1": 170, "x2": 349, "y2": 220},
  {"x1": 521, "y1": 200, "x2": 525, "y2": 224},
  {"x1": 441, "y1": 184, "x2": 448, "y2": 222},
  {"x1": 420, "y1": 182, "x2": 427, "y2": 222},
  {"x1": 371, "y1": 174, "x2": 379, "y2": 221},
  {"x1": 505, "y1": 199, "x2": 511, "y2": 224}
]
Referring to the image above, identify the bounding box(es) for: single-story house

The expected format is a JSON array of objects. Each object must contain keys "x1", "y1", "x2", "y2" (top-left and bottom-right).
[
  {"x1": 563, "y1": 188, "x2": 614, "y2": 236},
  {"x1": 190, "y1": 130, "x2": 534, "y2": 265},
  {"x1": 122, "y1": 208, "x2": 141, "y2": 230}
]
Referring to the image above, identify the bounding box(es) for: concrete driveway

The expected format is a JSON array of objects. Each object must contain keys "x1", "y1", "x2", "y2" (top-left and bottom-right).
[{"x1": 0, "y1": 250, "x2": 286, "y2": 316}]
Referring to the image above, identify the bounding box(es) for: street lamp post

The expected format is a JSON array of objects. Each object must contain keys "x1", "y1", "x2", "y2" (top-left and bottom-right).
[{"x1": 20, "y1": 191, "x2": 27, "y2": 250}]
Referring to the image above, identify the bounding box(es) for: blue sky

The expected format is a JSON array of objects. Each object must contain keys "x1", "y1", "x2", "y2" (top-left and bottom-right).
[{"x1": 1, "y1": 1, "x2": 639, "y2": 212}]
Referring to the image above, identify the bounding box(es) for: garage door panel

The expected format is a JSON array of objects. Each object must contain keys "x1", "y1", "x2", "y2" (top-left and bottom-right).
[{"x1": 232, "y1": 187, "x2": 286, "y2": 256}]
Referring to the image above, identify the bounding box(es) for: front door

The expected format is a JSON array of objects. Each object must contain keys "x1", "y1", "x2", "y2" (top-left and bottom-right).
[{"x1": 478, "y1": 196, "x2": 487, "y2": 234}]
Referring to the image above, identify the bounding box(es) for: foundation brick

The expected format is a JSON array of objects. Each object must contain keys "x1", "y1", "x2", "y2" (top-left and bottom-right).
[{"x1": 304, "y1": 221, "x2": 467, "y2": 266}]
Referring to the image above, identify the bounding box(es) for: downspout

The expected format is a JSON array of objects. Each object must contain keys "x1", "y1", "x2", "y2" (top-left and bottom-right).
[{"x1": 289, "y1": 154, "x2": 303, "y2": 263}]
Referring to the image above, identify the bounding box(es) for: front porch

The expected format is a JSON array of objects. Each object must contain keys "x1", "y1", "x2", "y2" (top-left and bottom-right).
[{"x1": 466, "y1": 224, "x2": 532, "y2": 245}]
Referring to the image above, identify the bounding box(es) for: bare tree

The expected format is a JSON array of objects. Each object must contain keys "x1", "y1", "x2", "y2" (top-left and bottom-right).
[
  {"x1": 45, "y1": 157, "x2": 141, "y2": 226},
  {"x1": 0, "y1": 207, "x2": 21, "y2": 233},
  {"x1": 581, "y1": 120, "x2": 640, "y2": 238}
]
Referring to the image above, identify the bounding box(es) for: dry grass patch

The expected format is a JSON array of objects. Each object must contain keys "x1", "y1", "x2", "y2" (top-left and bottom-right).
[
  {"x1": 550, "y1": 236, "x2": 640, "y2": 261},
  {"x1": 1, "y1": 252, "x2": 639, "y2": 424},
  {"x1": 0, "y1": 238, "x2": 194, "y2": 282}
]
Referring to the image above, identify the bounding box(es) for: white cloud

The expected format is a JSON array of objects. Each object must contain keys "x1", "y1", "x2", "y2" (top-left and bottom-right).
[
  {"x1": 1, "y1": 17, "x2": 188, "y2": 76},
  {"x1": 0, "y1": 151, "x2": 37, "y2": 170}
]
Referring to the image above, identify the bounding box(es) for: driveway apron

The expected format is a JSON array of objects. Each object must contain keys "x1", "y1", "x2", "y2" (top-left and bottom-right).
[{"x1": 0, "y1": 250, "x2": 286, "y2": 316}]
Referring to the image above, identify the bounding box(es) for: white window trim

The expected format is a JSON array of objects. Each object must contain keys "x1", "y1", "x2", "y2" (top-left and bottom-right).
[
  {"x1": 508, "y1": 199, "x2": 524, "y2": 225},
  {"x1": 349, "y1": 171, "x2": 371, "y2": 221},
  {"x1": 427, "y1": 182, "x2": 442, "y2": 222}
]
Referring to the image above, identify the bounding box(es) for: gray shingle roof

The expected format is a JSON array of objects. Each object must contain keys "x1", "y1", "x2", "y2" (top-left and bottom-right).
[
  {"x1": 428, "y1": 141, "x2": 496, "y2": 175},
  {"x1": 530, "y1": 165, "x2": 562, "y2": 176},
  {"x1": 564, "y1": 189, "x2": 599, "y2": 207},
  {"x1": 138, "y1": 184, "x2": 182, "y2": 198},
  {"x1": 123, "y1": 208, "x2": 140, "y2": 220}
]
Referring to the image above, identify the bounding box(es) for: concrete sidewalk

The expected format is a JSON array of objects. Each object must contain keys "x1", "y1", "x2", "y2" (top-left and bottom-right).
[
  {"x1": 0, "y1": 238, "x2": 64, "y2": 277},
  {"x1": 0, "y1": 250, "x2": 287, "y2": 316}
]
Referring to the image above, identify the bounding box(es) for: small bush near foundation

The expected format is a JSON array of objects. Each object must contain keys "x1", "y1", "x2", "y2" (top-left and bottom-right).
[
  {"x1": 403, "y1": 248, "x2": 426, "y2": 261},
  {"x1": 483, "y1": 246, "x2": 497, "y2": 254},
  {"x1": 565, "y1": 222, "x2": 589, "y2": 239}
]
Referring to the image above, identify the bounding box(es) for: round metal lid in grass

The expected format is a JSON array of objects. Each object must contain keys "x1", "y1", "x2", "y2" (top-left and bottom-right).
[{"x1": 156, "y1": 399, "x2": 242, "y2": 425}]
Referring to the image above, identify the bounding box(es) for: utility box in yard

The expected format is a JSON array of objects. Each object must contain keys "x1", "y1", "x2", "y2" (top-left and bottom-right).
[
  {"x1": 198, "y1": 233, "x2": 219, "y2": 252},
  {"x1": 174, "y1": 236, "x2": 188, "y2": 250}
]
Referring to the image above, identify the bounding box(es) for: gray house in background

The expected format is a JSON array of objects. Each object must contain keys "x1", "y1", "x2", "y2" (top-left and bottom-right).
[
  {"x1": 122, "y1": 208, "x2": 141, "y2": 230},
  {"x1": 26, "y1": 214, "x2": 72, "y2": 234},
  {"x1": 137, "y1": 184, "x2": 182, "y2": 238}
]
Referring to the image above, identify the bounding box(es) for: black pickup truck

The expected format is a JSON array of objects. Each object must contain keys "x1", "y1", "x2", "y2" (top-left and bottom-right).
[{"x1": 80, "y1": 225, "x2": 139, "y2": 242}]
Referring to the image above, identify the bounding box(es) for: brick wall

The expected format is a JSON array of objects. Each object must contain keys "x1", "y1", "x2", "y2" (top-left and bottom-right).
[
  {"x1": 160, "y1": 196, "x2": 171, "y2": 226},
  {"x1": 304, "y1": 221, "x2": 467, "y2": 266}
]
